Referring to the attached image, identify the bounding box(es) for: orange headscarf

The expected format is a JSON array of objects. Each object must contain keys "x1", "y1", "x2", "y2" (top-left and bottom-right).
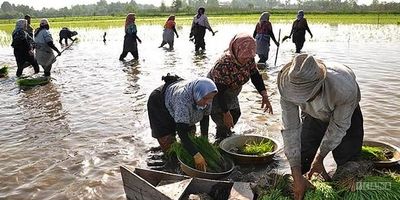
[
  {"x1": 164, "y1": 15, "x2": 176, "y2": 29},
  {"x1": 125, "y1": 13, "x2": 135, "y2": 30}
]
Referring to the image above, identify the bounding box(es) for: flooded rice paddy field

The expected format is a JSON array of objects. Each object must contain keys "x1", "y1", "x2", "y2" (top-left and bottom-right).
[{"x1": 0, "y1": 23, "x2": 399, "y2": 199}]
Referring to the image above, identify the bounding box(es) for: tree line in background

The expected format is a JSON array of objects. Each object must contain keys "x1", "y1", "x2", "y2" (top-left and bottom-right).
[{"x1": 0, "y1": 0, "x2": 399, "y2": 19}]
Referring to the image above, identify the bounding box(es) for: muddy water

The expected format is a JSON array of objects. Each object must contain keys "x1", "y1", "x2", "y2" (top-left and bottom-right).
[{"x1": 0, "y1": 23, "x2": 399, "y2": 199}]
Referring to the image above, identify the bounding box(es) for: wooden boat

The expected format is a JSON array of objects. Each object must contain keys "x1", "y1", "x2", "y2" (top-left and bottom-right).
[{"x1": 120, "y1": 166, "x2": 254, "y2": 200}]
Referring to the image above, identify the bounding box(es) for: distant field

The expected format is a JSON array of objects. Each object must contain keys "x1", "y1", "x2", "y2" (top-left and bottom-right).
[{"x1": 0, "y1": 13, "x2": 399, "y2": 33}]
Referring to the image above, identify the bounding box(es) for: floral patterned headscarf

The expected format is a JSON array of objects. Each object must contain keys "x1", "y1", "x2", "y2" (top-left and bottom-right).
[{"x1": 227, "y1": 33, "x2": 256, "y2": 64}]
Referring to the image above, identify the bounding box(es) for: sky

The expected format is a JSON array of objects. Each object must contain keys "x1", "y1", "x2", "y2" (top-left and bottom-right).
[{"x1": 1, "y1": 0, "x2": 400, "y2": 9}]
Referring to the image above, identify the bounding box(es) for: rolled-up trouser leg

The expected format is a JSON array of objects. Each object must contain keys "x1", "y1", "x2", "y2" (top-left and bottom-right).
[
  {"x1": 157, "y1": 134, "x2": 177, "y2": 153},
  {"x1": 212, "y1": 108, "x2": 241, "y2": 140}
]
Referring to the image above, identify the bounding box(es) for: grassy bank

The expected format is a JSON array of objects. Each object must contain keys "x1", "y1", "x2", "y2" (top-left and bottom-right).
[{"x1": 0, "y1": 13, "x2": 399, "y2": 33}]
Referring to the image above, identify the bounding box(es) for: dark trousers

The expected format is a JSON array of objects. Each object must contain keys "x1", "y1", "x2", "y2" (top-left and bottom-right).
[
  {"x1": 194, "y1": 28, "x2": 206, "y2": 51},
  {"x1": 59, "y1": 37, "x2": 72, "y2": 46},
  {"x1": 258, "y1": 54, "x2": 268, "y2": 64},
  {"x1": 295, "y1": 40, "x2": 305, "y2": 53},
  {"x1": 119, "y1": 50, "x2": 139, "y2": 60},
  {"x1": 15, "y1": 52, "x2": 40, "y2": 77},
  {"x1": 300, "y1": 105, "x2": 364, "y2": 174},
  {"x1": 211, "y1": 108, "x2": 241, "y2": 140}
]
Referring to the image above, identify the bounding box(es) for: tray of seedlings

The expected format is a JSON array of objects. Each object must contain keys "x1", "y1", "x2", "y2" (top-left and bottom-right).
[
  {"x1": 219, "y1": 135, "x2": 280, "y2": 165},
  {"x1": 168, "y1": 136, "x2": 234, "y2": 180},
  {"x1": 361, "y1": 140, "x2": 400, "y2": 168}
]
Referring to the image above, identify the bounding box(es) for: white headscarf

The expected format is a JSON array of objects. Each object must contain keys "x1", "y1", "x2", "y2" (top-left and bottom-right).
[
  {"x1": 15, "y1": 19, "x2": 27, "y2": 30},
  {"x1": 259, "y1": 12, "x2": 270, "y2": 22},
  {"x1": 40, "y1": 18, "x2": 49, "y2": 27}
]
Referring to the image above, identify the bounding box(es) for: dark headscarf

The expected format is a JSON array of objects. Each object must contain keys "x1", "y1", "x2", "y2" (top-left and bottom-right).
[{"x1": 196, "y1": 7, "x2": 205, "y2": 19}]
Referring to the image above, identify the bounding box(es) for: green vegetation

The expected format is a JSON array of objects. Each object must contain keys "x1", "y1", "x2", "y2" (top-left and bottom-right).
[
  {"x1": 304, "y1": 180, "x2": 339, "y2": 200},
  {"x1": 258, "y1": 174, "x2": 292, "y2": 200},
  {"x1": 0, "y1": 13, "x2": 399, "y2": 33},
  {"x1": 361, "y1": 145, "x2": 392, "y2": 161},
  {"x1": 0, "y1": 65, "x2": 8, "y2": 77},
  {"x1": 241, "y1": 138, "x2": 275, "y2": 156},
  {"x1": 257, "y1": 172, "x2": 400, "y2": 200},
  {"x1": 17, "y1": 76, "x2": 50, "y2": 86},
  {"x1": 168, "y1": 136, "x2": 225, "y2": 173},
  {"x1": 341, "y1": 174, "x2": 400, "y2": 200}
]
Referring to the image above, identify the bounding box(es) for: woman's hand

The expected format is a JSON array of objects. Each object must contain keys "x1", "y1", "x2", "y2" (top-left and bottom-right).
[
  {"x1": 261, "y1": 91, "x2": 273, "y2": 114},
  {"x1": 223, "y1": 111, "x2": 234, "y2": 129},
  {"x1": 193, "y1": 152, "x2": 207, "y2": 172}
]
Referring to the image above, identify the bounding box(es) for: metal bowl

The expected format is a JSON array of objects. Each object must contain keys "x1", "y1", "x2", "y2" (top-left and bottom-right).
[
  {"x1": 219, "y1": 135, "x2": 280, "y2": 165},
  {"x1": 363, "y1": 140, "x2": 400, "y2": 168},
  {"x1": 178, "y1": 156, "x2": 234, "y2": 180}
]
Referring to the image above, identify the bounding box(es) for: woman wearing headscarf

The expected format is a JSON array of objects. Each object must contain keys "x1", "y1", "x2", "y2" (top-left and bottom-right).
[
  {"x1": 207, "y1": 33, "x2": 273, "y2": 141},
  {"x1": 34, "y1": 19, "x2": 61, "y2": 77},
  {"x1": 284, "y1": 10, "x2": 313, "y2": 53},
  {"x1": 190, "y1": 7, "x2": 215, "y2": 51},
  {"x1": 119, "y1": 13, "x2": 142, "y2": 61},
  {"x1": 147, "y1": 76, "x2": 218, "y2": 171},
  {"x1": 253, "y1": 12, "x2": 279, "y2": 67},
  {"x1": 159, "y1": 15, "x2": 179, "y2": 50},
  {"x1": 11, "y1": 19, "x2": 40, "y2": 77}
]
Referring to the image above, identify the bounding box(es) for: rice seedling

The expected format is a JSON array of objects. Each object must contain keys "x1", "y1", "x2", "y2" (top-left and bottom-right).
[
  {"x1": 304, "y1": 179, "x2": 339, "y2": 200},
  {"x1": 256, "y1": 174, "x2": 293, "y2": 200},
  {"x1": 168, "y1": 136, "x2": 225, "y2": 173},
  {"x1": 259, "y1": 188, "x2": 291, "y2": 200},
  {"x1": 0, "y1": 65, "x2": 8, "y2": 77},
  {"x1": 341, "y1": 174, "x2": 400, "y2": 200},
  {"x1": 17, "y1": 76, "x2": 50, "y2": 86},
  {"x1": 241, "y1": 139, "x2": 275, "y2": 156},
  {"x1": 258, "y1": 171, "x2": 400, "y2": 200},
  {"x1": 361, "y1": 145, "x2": 393, "y2": 161}
]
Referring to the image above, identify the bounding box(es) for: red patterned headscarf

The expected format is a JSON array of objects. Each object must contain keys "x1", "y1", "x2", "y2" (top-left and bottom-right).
[
  {"x1": 125, "y1": 13, "x2": 136, "y2": 30},
  {"x1": 227, "y1": 33, "x2": 256, "y2": 64}
]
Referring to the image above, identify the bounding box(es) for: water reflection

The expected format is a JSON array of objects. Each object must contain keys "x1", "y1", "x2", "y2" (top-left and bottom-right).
[
  {"x1": 18, "y1": 83, "x2": 69, "y2": 137},
  {"x1": 192, "y1": 50, "x2": 210, "y2": 71}
]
